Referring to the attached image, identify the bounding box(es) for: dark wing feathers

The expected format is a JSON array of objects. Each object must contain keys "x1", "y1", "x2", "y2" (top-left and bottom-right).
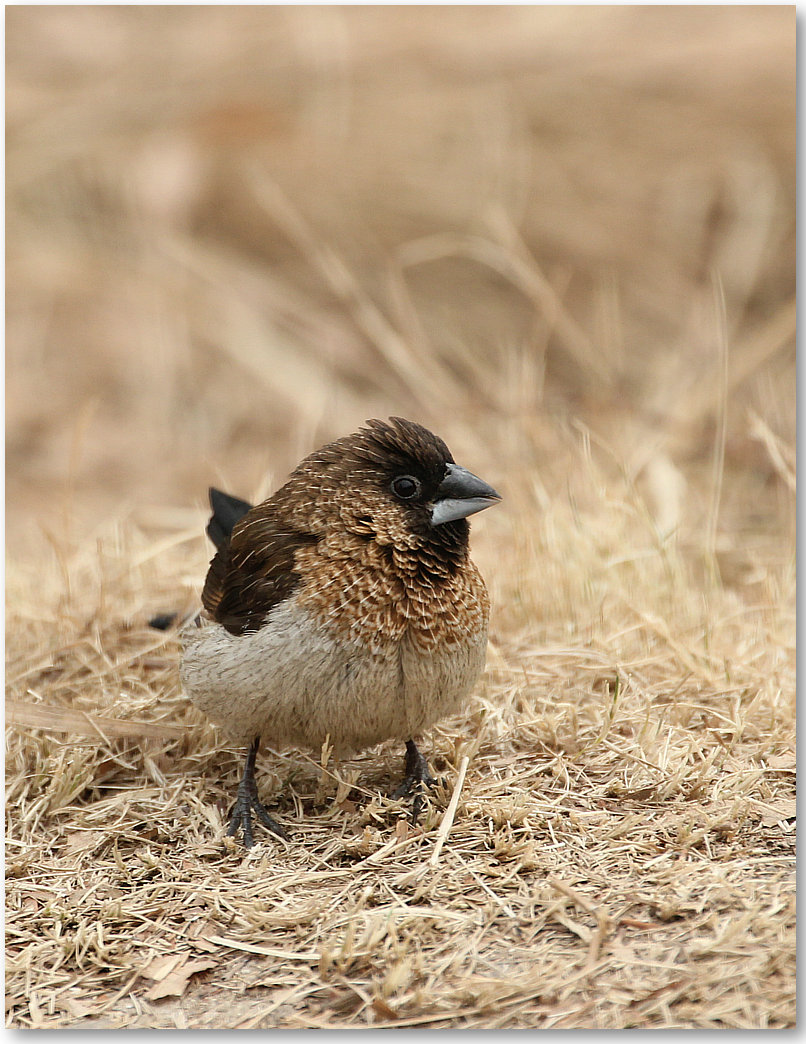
[
  {"x1": 202, "y1": 500, "x2": 316, "y2": 636},
  {"x1": 207, "y1": 488, "x2": 254, "y2": 550}
]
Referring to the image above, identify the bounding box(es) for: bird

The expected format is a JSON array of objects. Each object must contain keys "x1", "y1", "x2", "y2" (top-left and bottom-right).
[{"x1": 179, "y1": 416, "x2": 501, "y2": 847}]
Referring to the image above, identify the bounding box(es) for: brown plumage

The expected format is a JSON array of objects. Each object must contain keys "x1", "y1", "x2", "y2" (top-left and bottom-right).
[{"x1": 180, "y1": 417, "x2": 501, "y2": 846}]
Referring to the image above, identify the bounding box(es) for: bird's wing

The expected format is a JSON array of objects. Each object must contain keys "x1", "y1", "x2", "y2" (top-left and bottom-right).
[{"x1": 201, "y1": 505, "x2": 317, "y2": 636}]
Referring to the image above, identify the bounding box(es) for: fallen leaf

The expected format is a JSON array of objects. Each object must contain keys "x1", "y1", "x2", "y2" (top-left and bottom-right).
[
  {"x1": 142, "y1": 954, "x2": 183, "y2": 982},
  {"x1": 628, "y1": 977, "x2": 691, "y2": 1009},
  {"x1": 757, "y1": 797, "x2": 797, "y2": 827},
  {"x1": 765, "y1": 753, "x2": 796, "y2": 773},
  {"x1": 394, "y1": 819, "x2": 410, "y2": 841},
  {"x1": 63, "y1": 999, "x2": 95, "y2": 1019},
  {"x1": 327, "y1": 989, "x2": 362, "y2": 1015},
  {"x1": 144, "y1": 958, "x2": 217, "y2": 1000},
  {"x1": 620, "y1": 785, "x2": 658, "y2": 801},
  {"x1": 63, "y1": 831, "x2": 106, "y2": 855},
  {"x1": 372, "y1": 998, "x2": 398, "y2": 1020},
  {"x1": 190, "y1": 937, "x2": 218, "y2": 954}
]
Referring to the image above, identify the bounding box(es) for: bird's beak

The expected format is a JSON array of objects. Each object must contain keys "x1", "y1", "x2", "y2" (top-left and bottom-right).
[{"x1": 430, "y1": 463, "x2": 502, "y2": 526}]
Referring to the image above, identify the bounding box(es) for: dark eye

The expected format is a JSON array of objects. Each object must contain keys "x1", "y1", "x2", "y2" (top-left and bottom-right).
[{"x1": 391, "y1": 475, "x2": 421, "y2": 500}]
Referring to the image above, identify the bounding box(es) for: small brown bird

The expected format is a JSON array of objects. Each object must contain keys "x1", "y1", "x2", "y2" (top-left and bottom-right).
[{"x1": 180, "y1": 417, "x2": 500, "y2": 846}]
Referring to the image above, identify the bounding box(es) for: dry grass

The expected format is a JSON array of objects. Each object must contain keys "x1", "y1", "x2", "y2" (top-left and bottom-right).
[{"x1": 6, "y1": 7, "x2": 795, "y2": 1030}]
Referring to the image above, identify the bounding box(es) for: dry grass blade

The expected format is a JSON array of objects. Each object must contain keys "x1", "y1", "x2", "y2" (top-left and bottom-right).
[
  {"x1": 429, "y1": 754, "x2": 469, "y2": 867},
  {"x1": 6, "y1": 700, "x2": 188, "y2": 741}
]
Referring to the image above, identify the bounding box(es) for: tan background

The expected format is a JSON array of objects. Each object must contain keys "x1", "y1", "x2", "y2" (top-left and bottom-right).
[{"x1": 7, "y1": 6, "x2": 794, "y2": 557}]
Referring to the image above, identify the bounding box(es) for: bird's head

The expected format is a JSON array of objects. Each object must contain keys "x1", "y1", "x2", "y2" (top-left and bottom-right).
[{"x1": 290, "y1": 417, "x2": 501, "y2": 551}]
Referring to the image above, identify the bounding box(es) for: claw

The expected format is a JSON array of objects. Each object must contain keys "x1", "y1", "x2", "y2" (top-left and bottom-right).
[
  {"x1": 227, "y1": 738, "x2": 289, "y2": 847},
  {"x1": 393, "y1": 739, "x2": 439, "y2": 824}
]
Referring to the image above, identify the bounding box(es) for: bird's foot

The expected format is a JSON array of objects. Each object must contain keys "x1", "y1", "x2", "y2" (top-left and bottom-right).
[
  {"x1": 393, "y1": 739, "x2": 440, "y2": 825},
  {"x1": 227, "y1": 739, "x2": 289, "y2": 848},
  {"x1": 227, "y1": 786, "x2": 288, "y2": 848}
]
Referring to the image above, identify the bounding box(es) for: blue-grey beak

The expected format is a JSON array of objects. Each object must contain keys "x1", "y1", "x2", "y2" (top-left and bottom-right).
[{"x1": 430, "y1": 463, "x2": 501, "y2": 526}]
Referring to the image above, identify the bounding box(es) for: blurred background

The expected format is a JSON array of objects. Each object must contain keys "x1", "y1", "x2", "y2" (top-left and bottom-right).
[{"x1": 6, "y1": 6, "x2": 795, "y2": 575}]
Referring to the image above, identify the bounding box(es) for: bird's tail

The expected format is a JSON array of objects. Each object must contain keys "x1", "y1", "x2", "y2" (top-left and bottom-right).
[
  {"x1": 148, "y1": 487, "x2": 254, "y2": 631},
  {"x1": 206, "y1": 487, "x2": 253, "y2": 549}
]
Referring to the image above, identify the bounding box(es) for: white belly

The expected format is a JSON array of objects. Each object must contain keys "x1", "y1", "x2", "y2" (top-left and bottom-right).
[{"x1": 179, "y1": 599, "x2": 487, "y2": 756}]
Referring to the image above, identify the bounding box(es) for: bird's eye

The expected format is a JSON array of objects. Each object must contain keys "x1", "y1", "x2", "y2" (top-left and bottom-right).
[{"x1": 391, "y1": 475, "x2": 421, "y2": 500}]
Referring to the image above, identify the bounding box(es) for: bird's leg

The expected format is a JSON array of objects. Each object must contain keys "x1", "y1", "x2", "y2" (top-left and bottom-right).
[
  {"x1": 227, "y1": 737, "x2": 289, "y2": 847},
  {"x1": 393, "y1": 739, "x2": 438, "y2": 824}
]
